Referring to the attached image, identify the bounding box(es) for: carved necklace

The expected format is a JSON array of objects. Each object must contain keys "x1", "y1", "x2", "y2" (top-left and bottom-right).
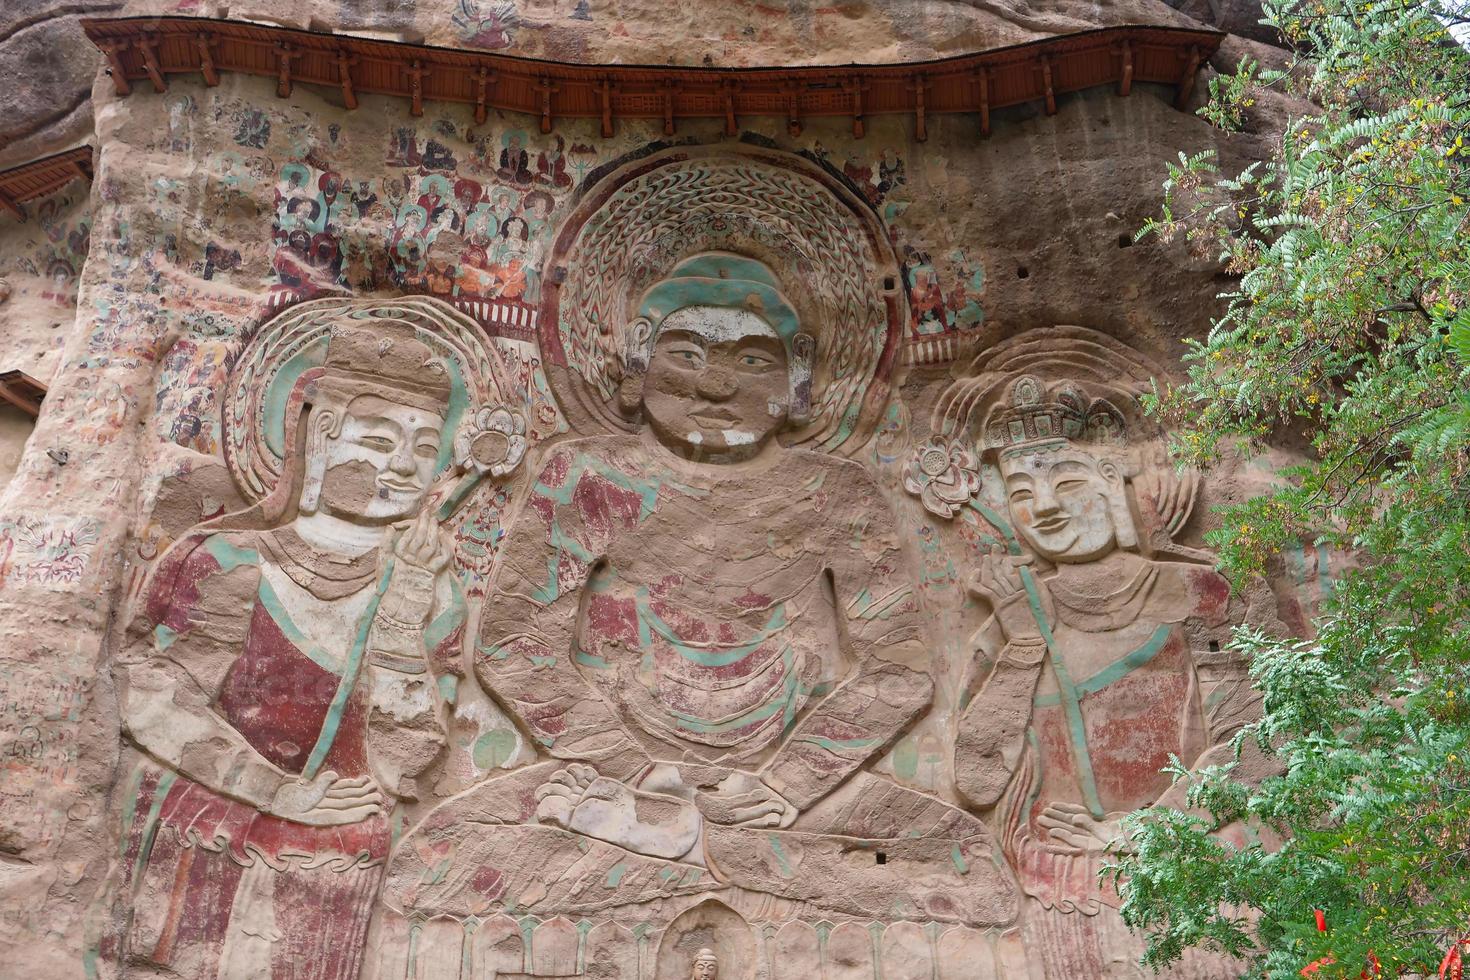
[{"x1": 260, "y1": 526, "x2": 381, "y2": 601}]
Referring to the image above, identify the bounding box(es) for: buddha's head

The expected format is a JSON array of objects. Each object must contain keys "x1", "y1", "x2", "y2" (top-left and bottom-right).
[
  {"x1": 983, "y1": 376, "x2": 1138, "y2": 564},
  {"x1": 297, "y1": 321, "x2": 452, "y2": 525},
  {"x1": 691, "y1": 948, "x2": 719, "y2": 980},
  {"x1": 620, "y1": 253, "x2": 814, "y2": 462}
]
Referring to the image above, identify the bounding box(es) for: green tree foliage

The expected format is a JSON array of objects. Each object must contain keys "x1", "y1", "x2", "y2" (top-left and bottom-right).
[{"x1": 1105, "y1": 0, "x2": 1470, "y2": 975}]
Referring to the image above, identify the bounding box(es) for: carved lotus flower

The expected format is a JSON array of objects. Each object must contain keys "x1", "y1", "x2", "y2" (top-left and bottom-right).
[
  {"x1": 903, "y1": 438, "x2": 981, "y2": 518},
  {"x1": 454, "y1": 406, "x2": 528, "y2": 478}
]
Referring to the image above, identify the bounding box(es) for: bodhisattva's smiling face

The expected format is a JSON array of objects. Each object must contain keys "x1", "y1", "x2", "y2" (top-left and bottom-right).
[
  {"x1": 999, "y1": 441, "x2": 1124, "y2": 563},
  {"x1": 641, "y1": 305, "x2": 790, "y2": 461},
  {"x1": 313, "y1": 393, "x2": 444, "y2": 523}
]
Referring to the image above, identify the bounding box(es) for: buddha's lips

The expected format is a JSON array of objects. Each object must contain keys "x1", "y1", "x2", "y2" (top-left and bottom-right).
[
  {"x1": 1031, "y1": 516, "x2": 1070, "y2": 533},
  {"x1": 691, "y1": 410, "x2": 738, "y2": 428}
]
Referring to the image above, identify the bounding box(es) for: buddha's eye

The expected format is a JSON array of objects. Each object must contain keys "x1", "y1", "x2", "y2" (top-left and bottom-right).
[
  {"x1": 738, "y1": 352, "x2": 774, "y2": 369},
  {"x1": 414, "y1": 441, "x2": 438, "y2": 460},
  {"x1": 1010, "y1": 489, "x2": 1034, "y2": 504},
  {"x1": 358, "y1": 435, "x2": 395, "y2": 452},
  {"x1": 1055, "y1": 479, "x2": 1089, "y2": 494}
]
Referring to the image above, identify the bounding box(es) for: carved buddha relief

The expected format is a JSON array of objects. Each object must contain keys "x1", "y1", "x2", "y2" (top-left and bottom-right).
[
  {"x1": 382, "y1": 250, "x2": 1017, "y2": 931},
  {"x1": 113, "y1": 299, "x2": 524, "y2": 980}
]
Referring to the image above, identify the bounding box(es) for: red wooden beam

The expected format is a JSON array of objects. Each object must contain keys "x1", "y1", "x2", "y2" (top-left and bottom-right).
[
  {"x1": 337, "y1": 49, "x2": 358, "y2": 109},
  {"x1": 1117, "y1": 39, "x2": 1134, "y2": 96},
  {"x1": 1175, "y1": 45, "x2": 1202, "y2": 109},
  {"x1": 405, "y1": 59, "x2": 430, "y2": 116},
  {"x1": 136, "y1": 34, "x2": 167, "y2": 92},
  {"x1": 196, "y1": 33, "x2": 219, "y2": 86},
  {"x1": 0, "y1": 372, "x2": 46, "y2": 418}
]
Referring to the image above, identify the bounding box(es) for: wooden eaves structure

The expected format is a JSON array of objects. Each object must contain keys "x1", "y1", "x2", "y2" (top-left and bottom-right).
[
  {"x1": 0, "y1": 372, "x2": 48, "y2": 418},
  {"x1": 0, "y1": 147, "x2": 93, "y2": 222},
  {"x1": 81, "y1": 16, "x2": 1221, "y2": 140}
]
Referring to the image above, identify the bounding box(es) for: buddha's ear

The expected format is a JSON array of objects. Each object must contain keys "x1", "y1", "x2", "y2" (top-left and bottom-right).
[
  {"x1": 788, "y1": 332, "x2": 816, "y2": 426},
  {"x1": 625, "y1": 316, "x2": 655, "y2": 375},
  {"x1": 297, "y1": 403, "x2": 339, "y2": 515},
  {"x1": 614, "y1": 316, "x2": 656, "y2": 419}
]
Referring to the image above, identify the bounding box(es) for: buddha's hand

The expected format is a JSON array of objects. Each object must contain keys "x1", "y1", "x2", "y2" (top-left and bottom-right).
[
  {"x1": 1035, "y1": 802, "x2": 1130, "y2": 856},
  {"x1": 534, "y1": 763, "x2": 618, "y2": 828},
  {"x1": 534, "y1": 764, "x2": 703, "y2": 861},
  {"x1": 967, "y1": 550, "x2": 1052, "y2": 645},
  {"x1": 694, "y1": 771, "x2": 798, "y2": 829},
  {"x1": 380, "y1": 509, "x2": 452, "y2": 629},
  {"x1": 270, "y1": 770, "x2": 384, "y2": 826}
]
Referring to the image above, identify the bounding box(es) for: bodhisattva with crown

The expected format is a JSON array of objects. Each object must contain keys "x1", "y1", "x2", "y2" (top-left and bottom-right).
[
  {"x1": 115, "y1": 320, "x2": 468, "y2": 980},
  {"x1": 383, "y1": 254, "x2": 1016, "y2": 927},
  {"x1": 953, "y1": 374, "x2": 1246, "y2": 976}
]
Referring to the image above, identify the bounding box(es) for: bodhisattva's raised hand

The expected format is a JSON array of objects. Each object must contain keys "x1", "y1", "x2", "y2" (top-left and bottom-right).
[{"x1": 966, "y1": 548, "x2": 1053, "y2": 645}]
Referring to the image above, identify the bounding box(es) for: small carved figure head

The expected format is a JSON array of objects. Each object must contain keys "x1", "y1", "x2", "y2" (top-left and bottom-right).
[
  {"x1": 691, "y1": 948, "x2": 719, "y2": 980},
  {"x1": 298, "y1": 321, "x2": 453, "y2": 524},
  {"x1": 620, "y1": 253, "x2": 816, "y2": 461},
  {"x1": 984, "y1": 376, "x2": 1138, "y2": 563}
]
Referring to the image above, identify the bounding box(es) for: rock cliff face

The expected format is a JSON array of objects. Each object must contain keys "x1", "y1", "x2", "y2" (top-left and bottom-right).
[{"x1": 0, "y1": 3, "x2": 1319, "y2": 978}]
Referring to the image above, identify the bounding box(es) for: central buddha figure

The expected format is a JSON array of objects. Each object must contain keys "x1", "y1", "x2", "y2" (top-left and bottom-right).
[{"x1": 383, "y1": 254, "x2": 1016, "y2": 928}]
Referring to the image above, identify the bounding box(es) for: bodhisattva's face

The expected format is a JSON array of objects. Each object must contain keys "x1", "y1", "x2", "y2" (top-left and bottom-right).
[
  {"x1": 999, "y1": 441, "x2": 1123, "y2": 563},
  {"x1": 641, "y1": 305, "x2": 789, "y2": 460},
  {"x1": 312, "y1": 393, "x2": 444, "y2": 523}
]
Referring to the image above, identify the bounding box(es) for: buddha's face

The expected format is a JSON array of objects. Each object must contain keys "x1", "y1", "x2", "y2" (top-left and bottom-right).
[
  {"x1": 998, "y1": 441, "x2": 1124, "y2": 563},
  {"x1": 641, "y1": 306, "x2": 790, "y2": 461},
  {"x1": 692, "y1": 954, "x2": 718, "y2": 980},
  {"x1": 308, "y1": 393, "x2": 444, "y2": 523}
]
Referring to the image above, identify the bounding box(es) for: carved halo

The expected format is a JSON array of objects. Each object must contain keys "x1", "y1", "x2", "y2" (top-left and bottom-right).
[
  {"x1": 222, "y1": 296, "x2": 524, "y2": 504},
  {"x1": 538, "y1": 145, "x2": 905, "y2": 455}
]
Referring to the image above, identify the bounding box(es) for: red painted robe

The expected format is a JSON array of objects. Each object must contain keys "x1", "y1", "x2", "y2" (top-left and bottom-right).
[{"x1": 118, "y1": 527, "x2": 463, "y2": 980}]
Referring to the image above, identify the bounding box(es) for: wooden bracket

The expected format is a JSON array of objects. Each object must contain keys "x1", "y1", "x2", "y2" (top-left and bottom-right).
[
  {"x1": 1117, "y1": 39, "x2": 1134, "y2": 97},
  {"x1": 535, "y1": 76, "x2": 558, "y2": 134},
  {"x1": 196, "y1": 33, "x2": 219, "y2": 86},
  {"x1": 1175, "y1": 45, "x2": 1202, "y2": 109},
  {"x1": 97, "y1": 40, "x2": 131, "y2": 96},
  {"x1": 597, "y1": 76, "x2": 616, "y2": 137},
  {"x1": 844, "y1": 75, "x2": 869, "y2": 138},
  {"x1": 0, "y1": 372, "x2": 45, "y2": 417},
  {"x1": 337, "y1": 49, "x2": 359, "y2": 109},
  {"x1": 973, "y1": 67, "x2": 992, "y2": 137},
  {"x1": 1039, "y1": 55, "x2": 1057, "y2": 115},
  {"x1": 721, "y1": 80, "x2": 739, "y2": 137},
  {"x1": 273, "y1": 42, "x2": 299, "y2": 98},
  {"x1": 782, "y1": 84, "x2": 802, "y2": 137},
  {"x1": 136, "y1": 34, "x2": 167, "y2": 93},
  {"x1": 475, "y1": 66, "x2": 497, "y2": 125},
  {"x1": 908, "y1": 75, "x2": 930, "y2": 141},
  {"x1": 405, "y1": 59, "x2": 430, "y2": 116},
  {"x1": 659, "y1": 80, "x2": 677, "y2": 136},
  {"x1": 0, "y1": 189, "x2": 24, "y2": 222}
]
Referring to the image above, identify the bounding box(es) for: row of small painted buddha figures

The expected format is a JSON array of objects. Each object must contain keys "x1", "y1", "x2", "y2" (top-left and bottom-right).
[{"x1": 117, "y1": 263, "x2": 1246, "y2": 979}]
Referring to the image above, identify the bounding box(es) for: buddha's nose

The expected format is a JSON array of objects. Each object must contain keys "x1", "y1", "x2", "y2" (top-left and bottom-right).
[
  {"x1": 389, "y1": 443, "x2": 417, "y2": 475},
  {"x1": 695, "y1": 367, "x2": 738, "y2": 401}
]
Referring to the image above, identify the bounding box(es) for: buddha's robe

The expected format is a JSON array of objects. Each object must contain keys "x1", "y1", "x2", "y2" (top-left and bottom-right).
[{"x1": 385, "y1": 436, "x2": 1017, "y2": 928}]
